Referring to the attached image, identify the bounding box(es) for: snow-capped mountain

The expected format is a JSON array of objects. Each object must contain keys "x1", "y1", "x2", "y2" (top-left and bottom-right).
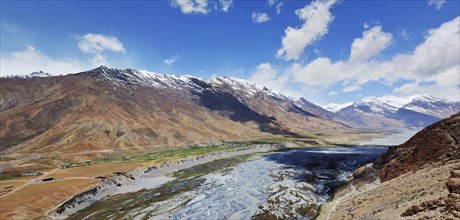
[
  {"x1": 323, "y1": 102, "x2": 353, "y2": 113},
  {"x1": 2, "y1": 71, "x2": 52, "y2": 79},
  {"x1": 89, "y1": 66, "x2": 288, "y2": 100},
  {"x1": 0, "y1": 66, "x2": 349, "y2": 158},
  {"x1": 402, "y1": 95, "x2": 459, "y2": 118},
  {"x1": 331, "y1": 95, "x2": 459, "y2": 130}
]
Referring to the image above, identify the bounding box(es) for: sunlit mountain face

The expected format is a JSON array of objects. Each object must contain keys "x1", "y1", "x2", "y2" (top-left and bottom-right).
[{"x1": 1, "y1": 1, "x2": 459, "y2": 220}]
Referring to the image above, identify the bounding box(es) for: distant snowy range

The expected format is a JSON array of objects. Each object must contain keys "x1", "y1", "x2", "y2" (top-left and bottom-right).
[{"x1": 324, "y1": 95, "x2": 459, "y2": 145}]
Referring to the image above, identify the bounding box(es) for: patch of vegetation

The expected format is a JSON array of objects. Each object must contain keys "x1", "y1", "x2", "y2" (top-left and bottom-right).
[
  {"x1": 0, "y1": 173, "x2": 23, "y2": 181},
  {"x1": 70, "y1": 138, "x2": 292, "y2": 167},
  {"x1": 172, "y1": 154, "x2": 252, "y2": 179},
  {"x1": 344, "y1": 130, "x2": 381, "y2": 134},
  {"x1": 243, "y1": 137, "x2": 289, "y2": 145}
]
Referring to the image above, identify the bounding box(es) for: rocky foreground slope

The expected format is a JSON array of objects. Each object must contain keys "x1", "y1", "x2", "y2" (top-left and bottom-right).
[{"x1": 318, "y1": 112, "x2": 460, "y2": 219}]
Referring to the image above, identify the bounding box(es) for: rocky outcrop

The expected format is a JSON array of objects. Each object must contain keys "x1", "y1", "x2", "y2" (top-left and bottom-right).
[
  {"x1": 378, "y1": 113, "x2": 460, "y2": 182},
  {"x1": 318, "y1": 113, "x2": 460, "y2": 220},
  {"x1": 401, "y1": 169, "x2": 460, "y2": 219}
]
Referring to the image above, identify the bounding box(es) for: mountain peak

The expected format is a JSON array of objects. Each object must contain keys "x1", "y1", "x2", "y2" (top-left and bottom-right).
[
  {"x1": 411, "y1": 94, "x2": 446, "y2": 102},
  {"x1": 323, "y1": 102, "x2": 353, "y2": 113},
  {"x1": 28, "y1": 71, "x2": 52, "y2": 78}
]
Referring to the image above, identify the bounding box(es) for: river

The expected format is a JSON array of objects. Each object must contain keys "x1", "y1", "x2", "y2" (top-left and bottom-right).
[{"x1": 67, "y1": 147, "x2": 387, "y2": 220}]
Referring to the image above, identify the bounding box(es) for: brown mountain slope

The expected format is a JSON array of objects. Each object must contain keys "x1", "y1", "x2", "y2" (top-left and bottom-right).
[
  {"x1": 0, "y1": 66, "x2": 351, "y2": 167},
  {"x1": 378, "y1": 112, "x2": 460, "y2": 182},
  {"x1": 318, "y1": 112, "x2": 460, "y2": 220}
]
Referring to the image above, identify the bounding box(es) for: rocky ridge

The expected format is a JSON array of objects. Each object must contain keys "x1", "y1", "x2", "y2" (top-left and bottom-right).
[
  {"x1": 318, "y1": 112, "x2": 460, "y2": 219},
  {"x1": 378, "y1": 112, "x2": 460, "y2": 182}
]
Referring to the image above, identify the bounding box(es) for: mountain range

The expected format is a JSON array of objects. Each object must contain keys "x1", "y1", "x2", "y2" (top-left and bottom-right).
[
  {"x1": 325, "y1": 94, "x2": 459, "y2": 131},
  {"x1": 0, "y1": 66, "x2": 458, "y2": 166},
  {"x1": 0, "y1": 66, "x2": 349, "y2": 166}
]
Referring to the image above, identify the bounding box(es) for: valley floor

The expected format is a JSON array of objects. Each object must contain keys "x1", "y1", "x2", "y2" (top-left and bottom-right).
[{"x1": 0, "y1": 133, "x2": 380, "y2": 220}]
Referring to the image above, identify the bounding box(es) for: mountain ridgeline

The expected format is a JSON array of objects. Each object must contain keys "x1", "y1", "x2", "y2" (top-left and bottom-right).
[
  {"x1": 328, "y1": 95, "x2": 459, "y2": 130},
  {"x1": 0, "y1": 66, "x2": 347, "y2": 164},
  {"x1": 0, "y1": 66, "x2": 458, "y2": 165}
]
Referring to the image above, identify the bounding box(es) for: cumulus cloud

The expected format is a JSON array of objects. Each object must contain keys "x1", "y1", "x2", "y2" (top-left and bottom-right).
[
  {"x1": 275, "y1": 2, "x2": 284, "y2": 15},
  {"x1": 427, "y1": 0, "x2": 446, "y2": 10},
  {"x1": 349, "y1": 25, "x2": 393, "y2": 63},
  {"x1": 171, "y1": 0, "x2": 232, "y2": 14},
  {"x1": 171, "y1": 0, "x2": 208, "y2": 14},
  {"x1": 328, "y1": 91, "x2": 338, "y2": 96},
  {"x1": 267, "y1": 0, "x2": 284, "y2": 15},
  {"x1": 91, "y1": 53, "x2": 109, "y2": 66},
  {"x1": 400, "y1": 29, "x2": 410, "y2": 40},
  {"x1": 288, "y1": 16, "x2": 460, "y2": 100},
  {"x1": 219, "y1": 0, "x2": 233, "y2": 12},
  {"x1": 252, "y1": 12, "x2": 270, "y2": 23},
  {"x1": 1, "y1": 32, "x2": 132, "y2": 76},
  {"x1": 164, "y1": 55, "x2": 179, "y2": 66},
  {"x1": 277, "y1": 0, "x2": 337, "y2": 60},
  {"x1": 249, "y1": 63, "x2": 301, "y2": 97},
  {"x1": 77, "y1": 33, "x2": 126, "y2": 54},
  {"x1": 76, "y1": 33, "x2": 126, "y2": 66},
  {"x1": 0, "y1": 45, "x2": 87, "y2": 76}
]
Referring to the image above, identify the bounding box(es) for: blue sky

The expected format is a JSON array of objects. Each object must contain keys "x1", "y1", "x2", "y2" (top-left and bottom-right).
[{"x1": 1, "y1": 0, "x2": 459, "y2": 105}]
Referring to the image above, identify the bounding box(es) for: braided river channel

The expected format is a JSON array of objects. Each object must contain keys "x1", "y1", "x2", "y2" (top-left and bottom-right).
[{"x1": 68, "y1": 147, "x2": 387, "y2": 220}]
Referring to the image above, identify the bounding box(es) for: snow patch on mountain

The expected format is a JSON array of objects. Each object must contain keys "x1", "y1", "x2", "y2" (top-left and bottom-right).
[
  {"x1": 357, "y1": 95, "x2": 417, "y2": 114},
  {"x1": 323, "y1": 102, "x2": 353, "y2": 113},
  {"x1": 2, "y1": 71, "x2": 52, "y2": 78},
  {"x1": 94, "y1": 66, "x2": 292, "y2": 102}
]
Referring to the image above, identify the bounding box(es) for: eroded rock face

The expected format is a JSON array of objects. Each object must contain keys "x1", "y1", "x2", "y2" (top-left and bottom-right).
[
  {"x1": 378, "y1": 113, "x2": 460, "y2": 182},
  {"x1": 401, "y1": 169, "x2": 460, "y2": 219}
]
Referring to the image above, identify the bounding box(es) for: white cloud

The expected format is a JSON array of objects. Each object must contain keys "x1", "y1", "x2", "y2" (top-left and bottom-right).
[
  {"x1": 291, "y1": 57, "x2": 344, "y2": 88},
  {"x1": 342, "y1": 84, "x2": 361, "y2": 92},
  {"x1": 328, "y1": 91, "x2": 337, "y2": 96},
  {"x1": 164, "y1": 55, "x2": 179, "y2": 66},
  {"x1": 252, "y1": 12, "x2": 270, "y2": 23},
  {"x1": 267, "y1": 0, "x2": 284, "y2": 15},
  {"x1": 427, "y1": 0, "x2": 446, "y2": 10},
  {"x1": 249, "y1": 63, "x2": 301, "y2": 97},
  {"x1": 288, "y1": 16, "x2": 460, "y2": 100},
  {"x1": 0, "y1": 45, "x2": 87, "y2": 76},
  {"x1": 400, "y1": 29, "x2": 410, "y2": 40},
  {"x1": 75, "y1": 33, "x2": 126, "y2": 66},
  {"x1": 276, "y1": 0, "x2": 337, "y2": 60},
  {"x1": 219, "y1": 0, "x2": 233, "y2": 12},
  {"x1": 1, "y1": 32, "x2": 132, "y2": 76},
  {"x1": 393, "y1": 81, "x2": 459, "y2": 101},
  {"x1": 276, "y1": 2, "x2": 284, "y2": 15},
  {"x1": 91, "y1": 53, "x2": 109, "y2": 66},
  {"x1": 349, "y1": 25, "x2": 393, "y2": 63},
  {"x1": 171, "y1": 0, "x2": 233, "y2": 14},
  {"x1": 171, "y1": 0, "x2": 208, "y2": 14},
  {"x1": 77, "y1": 33, "x2": 126, "y2": 54}
]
